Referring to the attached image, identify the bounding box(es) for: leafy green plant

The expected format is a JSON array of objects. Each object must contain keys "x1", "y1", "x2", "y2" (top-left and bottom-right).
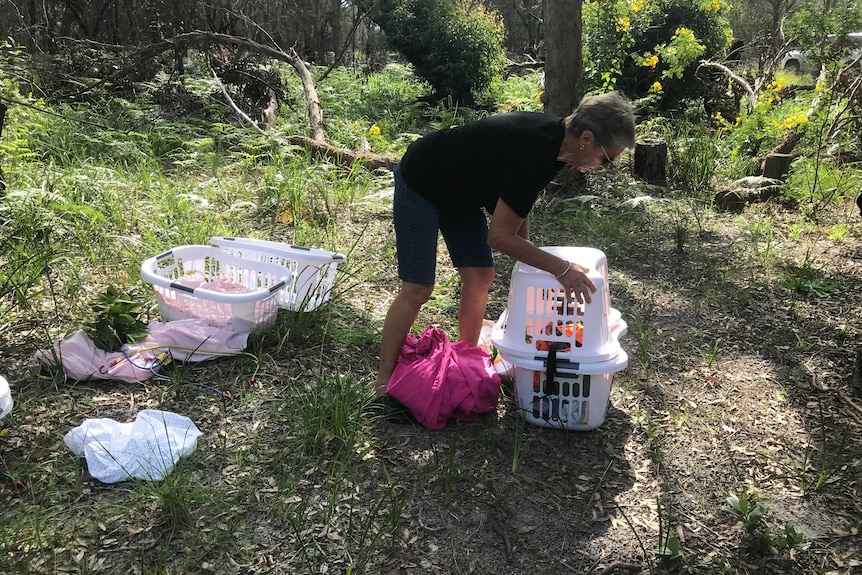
[
  {"x1": 628, "y1": 300, "x2": 654, "y2": 368},
  {"x1": 779, "y1": 248, "x2": 839, "y2": 298},
  {"x1": 656, "y1": 534, "x2": 701, "y2": 574},
  {"x1": 283, "y1": 372, "x2": 370, "y2": 457},
  {"x1": 736, "y1": 215, "x2": 775, "y2": 268},
  {"x1": 829, "y1": 223, "x2": 849, "y2": 241},
  {"x1": 483, "y1": 69, "x2": 544, "y2": 112},
  {"x1": 670, "y1": 203, "x2": 691, "y2": 252},
  {"x1": 654, "y1": 498, "x2": 699, "y2": 573},
  {"x1": 637, "y1": 409, "x2": 662, "y2": 443},
  {"x1": 783, "y1": 157, "x2": 862, "y2": 220},
  {"x1": 583, "y1": 0, "x2": 731, "y2": 102},
  {"x1": 133, "y1": 469, "x2": 195, "y2": 530},
  {"x1": 706, "y1": 338, "x2": 721, "y2": 367},
  {"x1": 667, "y1": 127, "x2": 722, "y2": 193},
  {"x1": 431, "y1": 433, "x2": 460, "y2": 506},
  {"x1": 725, "y1": 489, "x2": 809, "y2": 555},
  {"x1": 82, "y1": 286, "x2": 149, "y2": 351}
]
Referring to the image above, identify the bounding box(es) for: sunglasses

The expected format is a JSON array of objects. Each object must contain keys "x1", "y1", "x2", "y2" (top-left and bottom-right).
[{"x1": 599, "y1": 143, "x2": 614, "y2": 168}]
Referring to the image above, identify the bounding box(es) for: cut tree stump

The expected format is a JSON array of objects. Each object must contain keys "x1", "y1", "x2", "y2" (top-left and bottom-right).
[
  {"x1": 633, "y1": 138, "x2": 667, "y2": 185},
  {"x1": 762, "y1": 152, "x2": 794, "y2": 180}
]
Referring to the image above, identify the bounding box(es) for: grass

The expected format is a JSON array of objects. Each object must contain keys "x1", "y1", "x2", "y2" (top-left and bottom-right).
[{"x1": 2, "y1": 62, "x2": 862, "y2": 575}]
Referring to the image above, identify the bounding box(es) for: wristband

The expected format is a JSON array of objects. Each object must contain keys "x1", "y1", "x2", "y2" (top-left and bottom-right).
[{"x1": 553, "y1": 261, "x2": 570, "y2": 279}]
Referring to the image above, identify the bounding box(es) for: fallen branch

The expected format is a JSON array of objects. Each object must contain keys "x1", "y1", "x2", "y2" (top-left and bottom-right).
[
  {"x1": 211, "y1": 67, "x2": 266, "y2": 134},
  {"x1": 212, "y1": 68, "x2": 397, "y2": 170},
  {"x1": 837, "y1": 389, "x2": 862, "y2": 426},
  {"x1": 506, "y1": 59, "x2": 545, "y2": 71},
  {"x1": 74, "y1": 31, "x2": 325, "y2": 143},
  {"x1": 697, "y1": 60, "x2": 758, "y2": 110},
  {"x1": 805, "y1": 358, "x2": 862, "y2": 426},
  {"x1": 284, "y1": 136, "x2": 397, "y2": 170}
]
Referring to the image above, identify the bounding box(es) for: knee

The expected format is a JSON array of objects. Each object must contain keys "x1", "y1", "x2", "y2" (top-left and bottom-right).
[
  {"x1": 398, "y1": 282, "x2": 434, "y2": 308},
  {"x1": 462, "y1": 267, "x2": 495, "y2": 291}
]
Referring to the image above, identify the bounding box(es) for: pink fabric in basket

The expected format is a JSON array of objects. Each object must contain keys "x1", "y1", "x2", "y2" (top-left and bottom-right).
[
  {"x1": 175, "y1": 277, "x2": 252, "y2": 294},
  {"x1": 386, "y1": 326, "x2": 502, "y2": 430}
]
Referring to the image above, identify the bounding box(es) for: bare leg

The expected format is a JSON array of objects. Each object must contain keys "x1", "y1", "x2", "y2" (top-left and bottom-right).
[
  {"x1": 457, "y1": 266, "x2": 495, "y2": 345},
  {"x1": 375, "y1": 281, "x2": 434, "y2": 395}
]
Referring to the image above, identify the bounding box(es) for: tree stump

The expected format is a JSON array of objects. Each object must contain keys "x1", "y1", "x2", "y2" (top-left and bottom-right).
[
  {"x1": 762, "y1": 152, "x2": 793, "y2": 180},
  {"x1": 633, "y1": 138, "x2": 667, "y2": 185}
]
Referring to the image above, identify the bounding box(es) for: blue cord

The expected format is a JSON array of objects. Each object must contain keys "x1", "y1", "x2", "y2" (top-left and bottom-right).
[{"x1": 120, "y1": 349, "x2": 231, "y2": 400}]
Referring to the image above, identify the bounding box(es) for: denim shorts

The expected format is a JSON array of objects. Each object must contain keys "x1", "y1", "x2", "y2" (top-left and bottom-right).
[{"x1": 393, "y1": 162, "x2": 494, "y2": 286}]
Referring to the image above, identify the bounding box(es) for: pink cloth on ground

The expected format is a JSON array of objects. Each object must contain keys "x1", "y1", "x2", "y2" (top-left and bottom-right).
[
  {"x1": 386, "y1": 326, "x2": 502, "y2": 430},
  {"x1": 34, "y1": 320, "x2": 249, "y2": 383}
]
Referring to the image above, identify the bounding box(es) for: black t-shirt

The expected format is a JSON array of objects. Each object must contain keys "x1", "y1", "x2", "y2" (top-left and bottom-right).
[{"x1": 399, "y1": 112, "x2": 566, "y2": 218}]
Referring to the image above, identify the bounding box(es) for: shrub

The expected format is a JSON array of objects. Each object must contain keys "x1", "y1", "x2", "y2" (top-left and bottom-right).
[
  {"x1": 583, "y1": 0, "x2": 731, "y2": 106},
  {"x1": 367, "y1": 0, "x2": 506, "y2": 104}
]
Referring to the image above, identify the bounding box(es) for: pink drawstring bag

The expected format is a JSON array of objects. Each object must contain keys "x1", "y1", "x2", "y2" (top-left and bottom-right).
[{"x1": 387, "y1": 326, "x2": 502, "y2": 430}]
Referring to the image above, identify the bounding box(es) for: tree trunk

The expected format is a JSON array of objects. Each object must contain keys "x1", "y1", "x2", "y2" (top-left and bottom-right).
[
  {"x1": 0, "y1": 100, "x2": 6, "y2": 193},
  {"x1": 542, "y1": 0, "x2": 582, "y2": 117},
  {"x1": 633, "y1": 138, "x2": 667, "y2": 185}
]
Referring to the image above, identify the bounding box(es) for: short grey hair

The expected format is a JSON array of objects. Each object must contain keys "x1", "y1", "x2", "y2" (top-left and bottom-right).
[{"x1": 566, "y1": 91, "x2": 636, "y2": 149}]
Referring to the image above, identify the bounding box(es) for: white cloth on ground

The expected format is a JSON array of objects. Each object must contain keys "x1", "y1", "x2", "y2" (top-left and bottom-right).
[{"x1": 64, "y1": 409, "x2": 202, "y2": 483}]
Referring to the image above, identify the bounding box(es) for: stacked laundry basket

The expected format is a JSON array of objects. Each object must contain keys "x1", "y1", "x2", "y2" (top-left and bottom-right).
[{"x1": 492, "y1": 247, "x2": 628, "y2": 430}]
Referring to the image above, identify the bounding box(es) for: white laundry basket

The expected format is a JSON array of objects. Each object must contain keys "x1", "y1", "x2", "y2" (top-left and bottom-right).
[
  {"x1": 492, "y1": 246, "x2": 625, "y2": 364},
  {"x1": 511, "y1": 349, "x2": 628, "y2": 430},
  {"x1": 141, "y1": 245, "x2": 289, "y2": 332},
  {"x1": 210, "y1": 237, "x2": 345, "y2": 311},
  {"x1": 0, "y1": 375, "x2": 12, "y2": 420}
]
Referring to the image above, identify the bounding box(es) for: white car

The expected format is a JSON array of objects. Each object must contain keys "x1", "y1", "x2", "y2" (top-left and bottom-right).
[
  {"x1": 781, "y1": 32, "x2": 862, "y2": 74},
  {"x1": 780, "y1": 48, "x2": 814, "y2": 74}
]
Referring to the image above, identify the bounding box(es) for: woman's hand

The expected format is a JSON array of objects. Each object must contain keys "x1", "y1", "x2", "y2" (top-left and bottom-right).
[{"x1": 557, "y1": 262, "x2": 596, "y2": 304}]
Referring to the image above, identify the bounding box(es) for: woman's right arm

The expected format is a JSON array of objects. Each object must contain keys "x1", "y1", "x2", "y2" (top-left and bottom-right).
[{"x1": 487, "y1": 198, "x2": 596, "y2": 304}]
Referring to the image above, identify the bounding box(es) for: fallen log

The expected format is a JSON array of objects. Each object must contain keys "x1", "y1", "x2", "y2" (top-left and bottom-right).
[{"x1": 284, "y1": 136, "x2": 397, "y2": 170}]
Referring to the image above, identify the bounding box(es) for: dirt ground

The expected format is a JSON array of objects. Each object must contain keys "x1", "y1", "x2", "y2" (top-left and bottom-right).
[
  {"x1": 352, "y1": 180, "x2": 862, "y2": 574},
  {"x1": 1, "y1": 170, "x2": 861, "y2": 575}
]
